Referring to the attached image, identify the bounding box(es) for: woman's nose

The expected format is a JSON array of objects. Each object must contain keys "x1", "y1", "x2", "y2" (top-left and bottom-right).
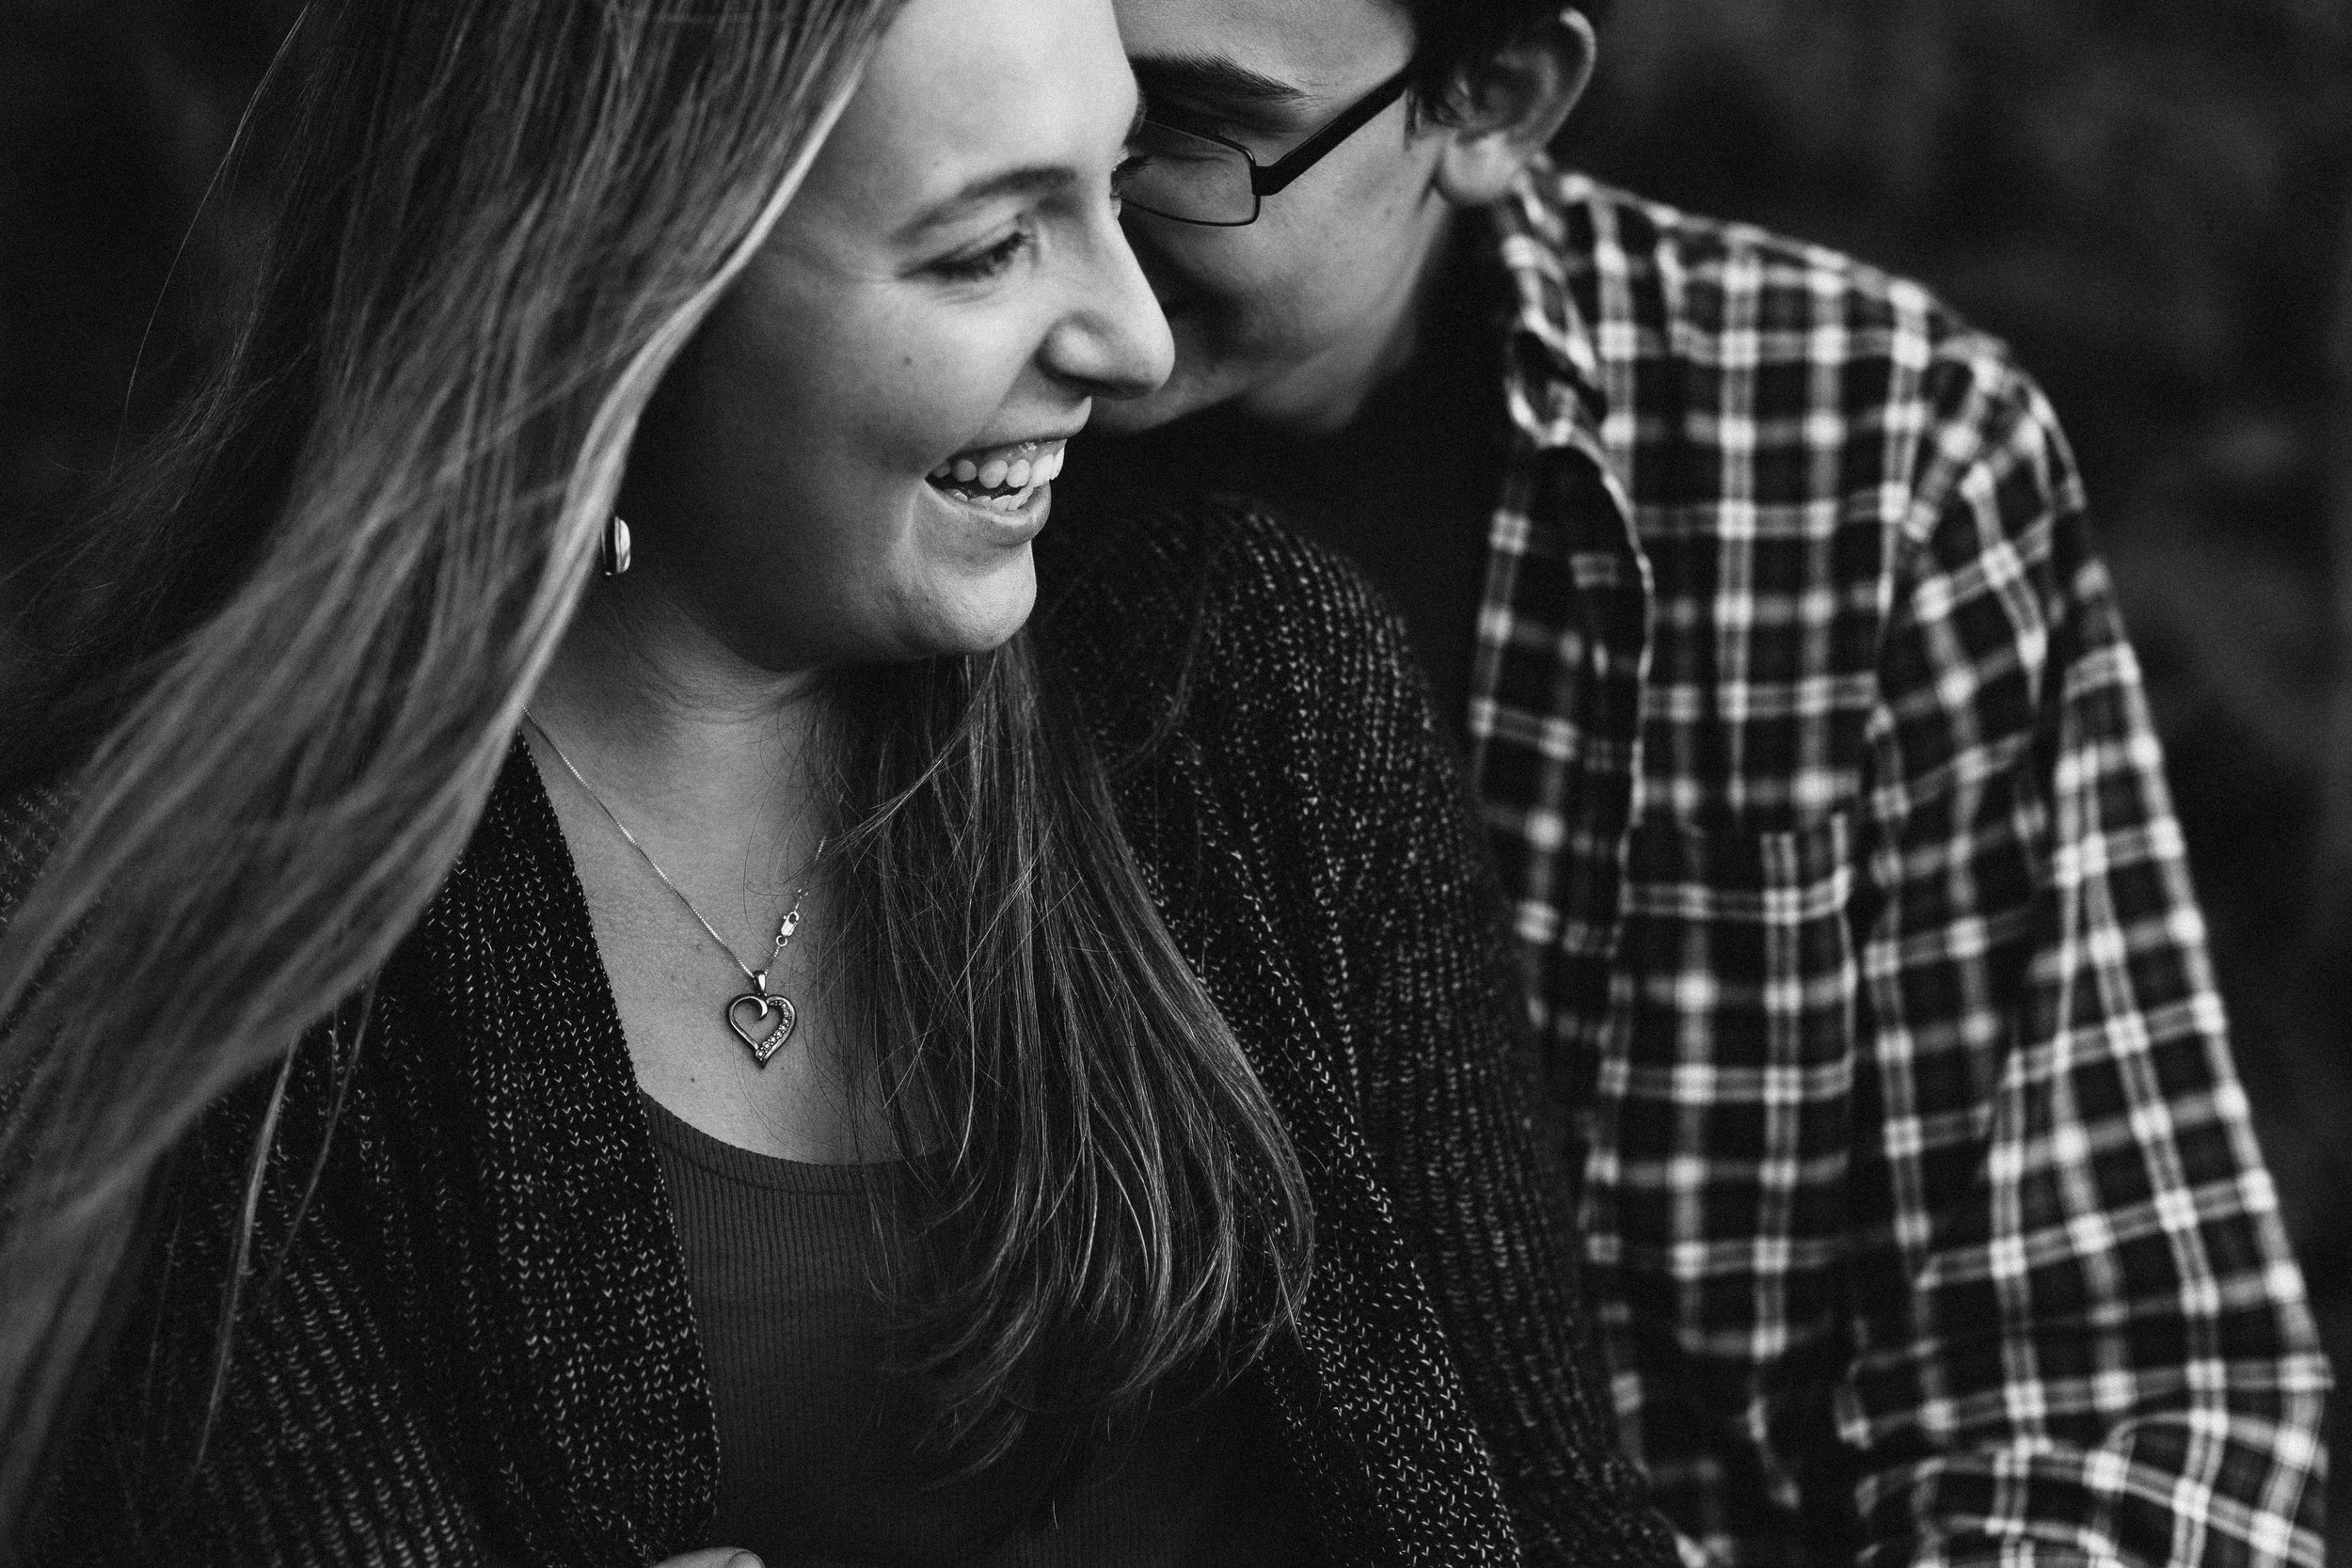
[{"x1": 1041, "y1": 212, "x2": 1175, "y2": 400}]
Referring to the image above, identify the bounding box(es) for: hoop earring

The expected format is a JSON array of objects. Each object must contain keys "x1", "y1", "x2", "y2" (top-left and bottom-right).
[{"x1": 599, "y1": 514, "x2": 633, "y2": 578}]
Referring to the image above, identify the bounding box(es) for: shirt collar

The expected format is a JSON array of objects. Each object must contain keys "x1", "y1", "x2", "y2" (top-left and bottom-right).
[
  {"x1": 1485, "y1": 152, "x2": 1613, "y2": 456},
  {"x1": 1467, "y1": 155, "x2": 1657, "y2": 824}
]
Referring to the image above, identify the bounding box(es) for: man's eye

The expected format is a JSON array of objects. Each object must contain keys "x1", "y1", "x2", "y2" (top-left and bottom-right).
[
  {"x1": 1110, "y1": 153, "x2": 1150, "y2": 210},
  {"x1": 1139, "y1": 99, "x2": 1219, "y2": 137},
  {"x1": 932, "y1": 228, "x2": 1031, "y2": 283}
]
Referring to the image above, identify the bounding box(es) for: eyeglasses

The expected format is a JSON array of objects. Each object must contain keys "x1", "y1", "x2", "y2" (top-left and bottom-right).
[{"x1": 1117, "y1": 65, "x2": 1414, "y2": 228}]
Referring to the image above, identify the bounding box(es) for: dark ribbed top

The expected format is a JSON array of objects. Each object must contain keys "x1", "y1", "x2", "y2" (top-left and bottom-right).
[{"x1": 642, "y1": 1093, "x2": 1311, "y2": 1567}]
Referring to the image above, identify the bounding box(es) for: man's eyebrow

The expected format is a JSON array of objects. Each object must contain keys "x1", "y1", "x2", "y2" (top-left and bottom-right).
[
  {"x1": 1130, "y1": 54, "x2": 1311, "y2": 128},
  {"x1": 898, "y1": 166, "x2": 1077, "y2": 239}
]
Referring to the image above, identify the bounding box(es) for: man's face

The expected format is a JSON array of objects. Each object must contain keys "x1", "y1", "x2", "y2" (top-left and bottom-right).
[{"x1": 1094, "y1": 0, "x2": 1454, "y2": 435}]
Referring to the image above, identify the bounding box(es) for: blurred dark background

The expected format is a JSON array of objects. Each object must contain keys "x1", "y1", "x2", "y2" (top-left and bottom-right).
[{"x1": 4, "y1": 0, "x2": 2350, "y2": 1554}]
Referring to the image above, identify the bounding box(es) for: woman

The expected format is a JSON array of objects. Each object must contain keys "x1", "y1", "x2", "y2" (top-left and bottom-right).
[{"x1": 0, "y1": 0, "x2": 1679, "y2": 1563}]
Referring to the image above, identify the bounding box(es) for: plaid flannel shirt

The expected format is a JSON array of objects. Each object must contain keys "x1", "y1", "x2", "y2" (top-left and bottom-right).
[{"x1": 1470, "y1": 160, "x2": 2329, "y2": 1567}]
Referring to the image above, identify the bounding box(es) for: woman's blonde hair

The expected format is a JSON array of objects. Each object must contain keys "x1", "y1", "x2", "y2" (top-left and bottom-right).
[
  {"x1": 0, "y1": 0, "x2": 891, "y2": 1525},
  {"x1": 0, "y1": 0, "x2": 1310, "y2": 1533}
]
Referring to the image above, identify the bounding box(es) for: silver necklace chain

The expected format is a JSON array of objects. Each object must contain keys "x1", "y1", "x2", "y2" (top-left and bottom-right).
[{"x1": 524, "y1": 712, "x2": 825, "y2": 997}]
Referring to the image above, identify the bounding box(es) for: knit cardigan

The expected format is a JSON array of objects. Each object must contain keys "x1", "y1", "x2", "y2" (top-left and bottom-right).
[{"x1": 22, "y1": 503, "x2": 1680, "y2": 1568}]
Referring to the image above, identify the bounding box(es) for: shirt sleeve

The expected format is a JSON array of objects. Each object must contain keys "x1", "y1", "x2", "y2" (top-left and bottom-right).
[{"x1": 1839, "y1": 337, "x2": 2329, "y2": 1568}]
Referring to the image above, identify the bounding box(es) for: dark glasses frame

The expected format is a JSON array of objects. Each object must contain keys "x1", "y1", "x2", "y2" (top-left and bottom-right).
[{"x1": 1123, "y1": 64, "x2": 1416, "y2": 227}]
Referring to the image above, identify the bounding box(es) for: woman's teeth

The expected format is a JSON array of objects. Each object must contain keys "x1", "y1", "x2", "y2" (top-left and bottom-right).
[{"x1": 929, "y1": 439, "x2": 1066, "y2": 510}]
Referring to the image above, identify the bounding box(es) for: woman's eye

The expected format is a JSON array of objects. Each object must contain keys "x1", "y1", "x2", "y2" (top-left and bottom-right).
[{"x1": 931, "y1": 228, "x2": 1031, "y2": 283}]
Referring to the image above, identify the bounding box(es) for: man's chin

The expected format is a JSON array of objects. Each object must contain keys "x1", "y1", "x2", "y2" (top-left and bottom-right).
[
  {"x1": 1088, "y1": 348, "x2": 1262, "y2": 435},
  {"x1": 1088, "y1": 381, "x2": 1219, "y2": 436}
]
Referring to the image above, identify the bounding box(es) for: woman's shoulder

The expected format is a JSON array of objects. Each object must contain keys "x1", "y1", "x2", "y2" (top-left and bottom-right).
[
  {"x1": 1033, "y1": 490, "x2": 1417, "y2": 722},
  {"x1": 0, "y1": 783, "x2": 71, "y2": 928}
]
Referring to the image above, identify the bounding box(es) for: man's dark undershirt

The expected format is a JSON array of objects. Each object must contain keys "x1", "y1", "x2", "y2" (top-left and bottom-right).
[{"x1": 1067, "y1": 230, "x2": 1511, "y2": 746}]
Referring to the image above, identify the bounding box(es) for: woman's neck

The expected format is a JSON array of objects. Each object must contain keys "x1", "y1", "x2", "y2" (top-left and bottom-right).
[
  {"x1": 528, "y1": 573, "x2": 831, "y2": 857},
  {"x1": 530, "y1": 573, "x2": 881, "y2": 1164}
]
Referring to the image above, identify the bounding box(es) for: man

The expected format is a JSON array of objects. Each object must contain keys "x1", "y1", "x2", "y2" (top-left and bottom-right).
[{"x1": 1074, "y1": 0, "x2": 2333, "y2": 1562}]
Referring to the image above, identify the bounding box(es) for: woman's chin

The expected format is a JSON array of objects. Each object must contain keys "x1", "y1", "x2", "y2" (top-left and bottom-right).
[
  {"x1": 887, "y1": 480, "x2": 1048, "y2": 656},
  {"x1": 684, "y1": 557, "x2": 1038, "y2": 676},
  {"x1": 897, "y1": 554, "x2": 1040, "y2": 661}
]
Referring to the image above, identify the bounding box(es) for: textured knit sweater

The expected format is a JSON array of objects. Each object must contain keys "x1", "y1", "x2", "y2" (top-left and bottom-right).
[{"x1": 22, "y1": 502, "x2": 1681, "y2": 1568}]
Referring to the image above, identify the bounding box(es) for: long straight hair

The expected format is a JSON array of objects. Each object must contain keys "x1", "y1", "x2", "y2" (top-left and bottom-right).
[
  {"x1": 0, "y1": 0, "x2": 1310, "y2": 1533},
  {"x1": 832, "y1": 640, "x2": 1312, "y2": 1476}
]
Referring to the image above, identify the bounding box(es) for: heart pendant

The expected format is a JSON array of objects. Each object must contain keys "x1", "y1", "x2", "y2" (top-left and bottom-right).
[{"x1": 725, "y1": 990, "x2": 798, "y2": 1066}]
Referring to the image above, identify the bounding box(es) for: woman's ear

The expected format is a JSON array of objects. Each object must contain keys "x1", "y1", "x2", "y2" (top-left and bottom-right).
[{"x1": 1431, "y1": 9, "x2": 1597, "y2": 207}]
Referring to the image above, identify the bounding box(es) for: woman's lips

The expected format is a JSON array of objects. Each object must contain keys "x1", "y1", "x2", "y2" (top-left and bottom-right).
[
  {"x1": 928, "y1": 466, "x2": 1053, "y2": 540},
  {"x1": 925, "y1": 436, "x2": 1068, "y2": 512}
]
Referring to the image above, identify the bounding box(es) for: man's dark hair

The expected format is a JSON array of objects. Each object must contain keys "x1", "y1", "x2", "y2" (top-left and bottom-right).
[{"x1": 1405, "y1": 0, "x2": 1608, "y2": 122}]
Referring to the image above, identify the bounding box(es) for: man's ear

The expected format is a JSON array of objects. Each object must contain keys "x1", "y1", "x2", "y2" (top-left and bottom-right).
[{"x1": 1431, "y1": 9, "x2": 1597, "y2": 207}]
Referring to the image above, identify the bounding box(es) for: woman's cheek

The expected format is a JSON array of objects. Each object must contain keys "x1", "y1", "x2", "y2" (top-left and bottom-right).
[{"x1": 896, "y1": 301, "x2": 1041, "y2": 434}]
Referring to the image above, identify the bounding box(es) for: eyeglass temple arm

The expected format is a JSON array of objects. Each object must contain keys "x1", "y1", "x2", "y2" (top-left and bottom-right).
[{"x1": 1248, "y1": 66, "x2": 1416, "y2": 198}]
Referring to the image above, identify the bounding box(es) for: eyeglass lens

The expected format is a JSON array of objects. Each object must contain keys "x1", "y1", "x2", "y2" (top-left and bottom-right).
[{"x1": 1117, "y1": 119, "x2": 1258, "y2": 227}]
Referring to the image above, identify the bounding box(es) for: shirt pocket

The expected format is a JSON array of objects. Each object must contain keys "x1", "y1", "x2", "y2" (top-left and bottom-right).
[{"x1": 1599, "y1": 812, "x2": 1859, "y2": 1418}]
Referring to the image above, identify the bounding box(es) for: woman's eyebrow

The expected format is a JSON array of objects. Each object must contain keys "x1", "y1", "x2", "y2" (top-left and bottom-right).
[
  {"x1": 898, "y1": 166, "x2": 1078, "y2": 239},
  {"x1": 1130, "y1": 54, "x2": 1310, "y2": 133}
]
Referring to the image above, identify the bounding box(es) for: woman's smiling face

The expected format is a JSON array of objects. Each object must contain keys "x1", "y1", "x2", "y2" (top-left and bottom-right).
[{"x1": 618, "y1": 0, "x2": 1171, "y2": 672}]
